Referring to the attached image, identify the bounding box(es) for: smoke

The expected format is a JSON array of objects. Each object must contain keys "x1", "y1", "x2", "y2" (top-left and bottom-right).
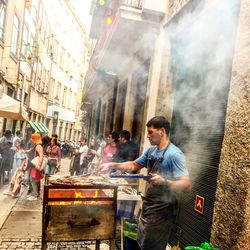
[
  {"x1": 166, "y1": 0, "x2": 241, "y2": 183},
  {"x1": 90, "y1": 0, "x2": 240, "y2": 185}
]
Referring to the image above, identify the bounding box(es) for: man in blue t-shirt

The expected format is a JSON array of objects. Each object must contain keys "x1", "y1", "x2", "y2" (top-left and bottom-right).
[{"x1": 99, "y1": 116, "x2": 191, "y2": 250}]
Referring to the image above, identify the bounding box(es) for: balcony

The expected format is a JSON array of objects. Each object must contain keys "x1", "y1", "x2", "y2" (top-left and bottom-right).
[{"x1": 84, "y1": 0, "x2": 163, "y2": 98}]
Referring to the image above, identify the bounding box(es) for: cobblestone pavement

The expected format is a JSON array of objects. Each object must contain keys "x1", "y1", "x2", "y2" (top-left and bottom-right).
[
  {"x1": 0, "y1": 238, "x2": 115, "y2": 250},
  {"x1": 0, "y1": 158, "x2": 121, "y2": 250},
  {"x1": 0, "y1": 238, "x2": 112, "y2": 249}
]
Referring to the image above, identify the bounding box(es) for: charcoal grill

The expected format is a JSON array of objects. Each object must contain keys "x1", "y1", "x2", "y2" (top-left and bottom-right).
[{"x1": 42, "y1": 176, "x2": 118, "y2": 250}]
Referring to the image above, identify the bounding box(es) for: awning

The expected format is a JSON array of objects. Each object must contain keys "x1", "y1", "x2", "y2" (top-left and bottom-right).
[
  {"x1": 28, "y1": 121, "x2": 40, "y2": 132},
  {"x1": 34, "y1": 122, "x2": 46, "y2": 133},
  {"x1": 0, "y1": 94, "x2": 28, "y2": 120},
  {"x1": 28, "y1": 121, "x2": 49, "y2": 133},
  {"x1": 38, "y1": 122, "x2": 49, "y2": 133}
]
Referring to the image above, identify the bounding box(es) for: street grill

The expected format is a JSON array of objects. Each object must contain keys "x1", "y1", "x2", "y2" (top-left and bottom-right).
[{"x1": 42, "y1": 175, "x2": 118, "y2": 250}]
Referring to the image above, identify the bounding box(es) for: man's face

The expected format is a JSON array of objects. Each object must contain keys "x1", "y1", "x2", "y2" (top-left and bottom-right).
[
  {"x1": 119, "y1": 136, "x2": 126, "y2": 144},
  {"x1": 107, "y1": 134, "x2": 114, "y2": 144},
  {"x1": 147, "y1": 126, "x2": 163, "y2": 145},
  {"x1": 80, "y1": 140, "x2": 86, "y2": 146}
]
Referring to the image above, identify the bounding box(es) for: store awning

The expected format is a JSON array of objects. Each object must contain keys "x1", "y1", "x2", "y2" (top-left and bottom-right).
[
  {"x1": 28, "y1": 121, "x2": 40, "y2": 132},
  {"x1": 34, "y1": 122, "x2": 46, "y2": 133},
  {"x1": 38, "y1": 122, "x2": 49, "y2": 133},
  {"x1": 0, "y1": 94, "x2": 28, "y2": 120},
  {"x1": 28, "y1": 121, "x2": 49, "y2": 133}
]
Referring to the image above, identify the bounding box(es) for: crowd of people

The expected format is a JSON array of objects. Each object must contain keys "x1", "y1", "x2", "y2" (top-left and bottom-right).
[
  {"x1": 0, "y1": 129, "x2": 139, "y2": 201},
  {"x1": 69, "y1": 130, "x2": 139, "y2": 176},
  {"x1": 0, "y1": 131, "x2": 62, "y2": 200}
]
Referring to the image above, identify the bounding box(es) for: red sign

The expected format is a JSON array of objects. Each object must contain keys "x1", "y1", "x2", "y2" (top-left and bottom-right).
[{"x1": 194, "y1": 195, "x2": 205, "y2": 214}]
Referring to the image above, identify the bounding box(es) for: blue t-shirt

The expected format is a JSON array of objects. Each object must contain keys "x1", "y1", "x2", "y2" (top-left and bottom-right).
[{"x1": 135, "y1": 143, "x2": 189, "y2": 180}]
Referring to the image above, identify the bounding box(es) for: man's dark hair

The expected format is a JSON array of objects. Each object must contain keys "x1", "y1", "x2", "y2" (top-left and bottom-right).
[
  {"x1": 51, "y1": 134, "x2": 58, "y2": 138},
  {"x1": 4, "y1": 130, "x2": 12, "y2": 139},
  {"x1": 42, "y1": 135, "x2": 51, "y2": 147},
  {"x1": 146, "y1": 116, "x2": 170, "y2": 135},
  {"x1": 16, "y1": 130, "x2": 21, "y2": 136},
  {"x1": 111, "y1": 132, "x2": 119, "y2": 143},
  {"x1": 119, "y1": 130, "x2": 131, "y2": 141},
  {"x1": 52, "y1": 137, "x2": 58, "y2": 146}
]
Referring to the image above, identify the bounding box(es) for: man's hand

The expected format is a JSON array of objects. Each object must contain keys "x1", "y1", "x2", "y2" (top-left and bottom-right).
[
  {"x1": 148, "y1": 173, "x2": 165, "y2": 185},
  {"x1": 96, "y1": 162, "x2": 114, "y2": 173}
]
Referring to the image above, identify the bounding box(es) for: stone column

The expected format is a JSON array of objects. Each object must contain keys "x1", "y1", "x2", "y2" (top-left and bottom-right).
[{"x1": 211, "y1": 1, "x2": 250, "y2": 249}]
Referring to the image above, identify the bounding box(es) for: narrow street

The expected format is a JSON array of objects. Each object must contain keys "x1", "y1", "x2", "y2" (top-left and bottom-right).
[
  {"x1": 0, "y1": 0, "x2": 249, "y2": 249},
  {"x1": 0, "y1": 159, "x2": 113, "y2": 250}
]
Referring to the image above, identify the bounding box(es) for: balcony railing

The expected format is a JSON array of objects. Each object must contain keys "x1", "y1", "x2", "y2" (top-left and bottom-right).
[{"x1": 120, "y1": 0, "x2": 142, "y2": 9}]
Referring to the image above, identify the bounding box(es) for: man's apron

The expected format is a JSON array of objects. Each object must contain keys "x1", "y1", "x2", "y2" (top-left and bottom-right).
[{"x1": 137, "y1": 147, "x2": 176, "y2": 250}]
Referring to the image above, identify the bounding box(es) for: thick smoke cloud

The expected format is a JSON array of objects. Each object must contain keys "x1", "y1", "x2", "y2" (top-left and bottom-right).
[{"x1": 166, "y1": 0, "x2": 241, "y2": 182}]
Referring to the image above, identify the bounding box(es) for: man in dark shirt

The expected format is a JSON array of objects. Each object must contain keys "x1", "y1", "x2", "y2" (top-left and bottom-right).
[{"x1": 112, "y1": 130, "x2": 138, "y2": 163}]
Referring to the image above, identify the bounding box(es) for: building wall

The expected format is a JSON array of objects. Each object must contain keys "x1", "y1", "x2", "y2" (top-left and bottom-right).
[
  {"x1": 167, "y1": 0, "x2": 191, "y2": 21},
  {"x1": 86, "y1": 1, "x2": 249, "y2": 248},
  {"x1": 211, "y1": 0, "x2": 250, "y2": 249},
  {"x1": 142, "y1": 0, "x2": 249, "y2": 248},
  {"x1": 42, "y1": 0, "x2": 89, "y2": 140}
]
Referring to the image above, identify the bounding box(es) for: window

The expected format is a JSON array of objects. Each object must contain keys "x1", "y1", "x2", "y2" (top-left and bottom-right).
[
  {"x1": 53, "y1": 39, "x2": 59, "y2": 63},
  {"x1": 68, "y1": 89, "x2": 72, "y2": 109},
  {"x1": 59, "y1": 47, "x2": 65, "y2": 69},
  {"x1": 49, "y1": 78, "x2": 55, "y2": 101},
  {"x1": 31, "y1": 0, "x2": 38, "y2": 21},
  {"x1": 37, "y1": 76, "x2": 41, "y2": 91},
  {"x1": 24, "y1": 93, "x2": 28, "y2": 105},
  {"x1": 0, "y1": 0, "x2": 7, "y2": 41},
  {"x1": 7, "y1": 87, "x2": 14, "y2": 97},
  {"x1": 41, "y1": 81, "x2": 45, "y2": 92},
  {"x1": 41, "y1": 16, "x2": 47, "y2": 43},
  {"x1": 29, "y1": 35, "x2": 34, "y2": 54},
  {"x1": 55, "y1": 82, "x2": 61, "y2": 105},
  {"x1": 11, "y1": 14, "x2": 20, "y2": 56},
  {"x1": 32, "y1": 70, "x2": 36, "y2": 87},
  {"x1": 17, "y1": 74, "x2": 24, "y2": 101},
  {"x1": 22, "y1": 25, "x2": 29, "y2": 58},
  {"x1": 62, "y1": 87, "x2": 67, "y2": 106}
]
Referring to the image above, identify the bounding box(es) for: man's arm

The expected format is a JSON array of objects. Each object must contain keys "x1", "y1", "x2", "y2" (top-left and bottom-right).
[
  {"x1": 149, "y1": 174, "x2": 191, "y2": 192},
  {"x1": 98, "y1": 161, "x2": 143, "y2": 173}
]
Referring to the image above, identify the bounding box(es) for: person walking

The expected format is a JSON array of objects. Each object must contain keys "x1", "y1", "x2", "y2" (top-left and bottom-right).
[
  {"x1": 26, "y1": 133, "x2": 44, "y2": 201},
  {"x1": 11, "y1": 140, "x2": 26, "y2": 175},
  {"x1": 46, "y1": 137, "x2": 61, "y2": 176}
]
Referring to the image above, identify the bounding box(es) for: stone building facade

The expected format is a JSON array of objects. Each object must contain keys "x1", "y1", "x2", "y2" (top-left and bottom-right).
[{"x1": 210, "y1": 0, "x2": 250, "y2": 248}]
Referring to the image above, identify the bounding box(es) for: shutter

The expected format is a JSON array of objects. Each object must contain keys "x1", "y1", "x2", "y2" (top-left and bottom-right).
[{"x1": 168, "y1": 0, "x2": 240, "y2": 247}]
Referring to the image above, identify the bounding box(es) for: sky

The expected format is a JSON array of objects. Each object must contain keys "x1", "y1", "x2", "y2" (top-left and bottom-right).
[{"x1": 70, "y1": 0, "x2": 92, "y2": 34}]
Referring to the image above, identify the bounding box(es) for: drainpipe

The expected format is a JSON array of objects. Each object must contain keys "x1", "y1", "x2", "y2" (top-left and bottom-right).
[{"x1": 26, "y1": 0, "x2": 41, "y2": 117}]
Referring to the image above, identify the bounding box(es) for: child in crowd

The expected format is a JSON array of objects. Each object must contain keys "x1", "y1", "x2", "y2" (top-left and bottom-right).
[{"x1": 3, "y1": 156, "x2": 28, "y2": 198}]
